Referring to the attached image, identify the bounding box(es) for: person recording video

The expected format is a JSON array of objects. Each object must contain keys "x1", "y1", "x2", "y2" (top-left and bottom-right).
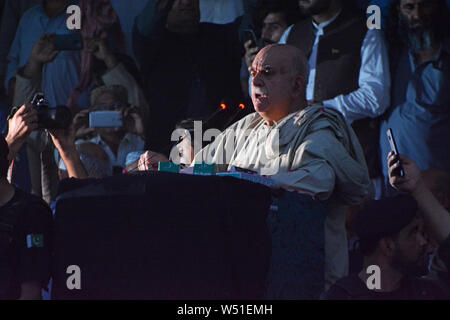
[
  {"x1": 1, "y1": 104, "x2": 52, "y2": 300},
  {"x1": 322, "y1": 151, "x2": 450, "y2": 300},
  {"x1": 72, "y1": 84, "x2": 146, "y2": 173},
  {"x1": 388, "y1": 152, "x2": 450, "y2": 268},
  {"x1": 243, "y1": 2, "x2": 293, "y2": 70}
]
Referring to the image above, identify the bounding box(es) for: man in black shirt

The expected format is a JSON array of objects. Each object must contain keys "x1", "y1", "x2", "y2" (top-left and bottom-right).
[
  {"x1": 322, "y1": 194, "x2": 450, "y2": 300},
  {"x1": 323, "y1": 149, "x2": 450, "y2": 300},
  {"x1": 1, "y1": 104, "x2": 52, "y2": 299}
]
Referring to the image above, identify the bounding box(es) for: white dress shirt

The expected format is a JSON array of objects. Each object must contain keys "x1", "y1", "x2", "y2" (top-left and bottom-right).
[{"x1": 279, "y1": 16, "x2": 391, "y2": 124}]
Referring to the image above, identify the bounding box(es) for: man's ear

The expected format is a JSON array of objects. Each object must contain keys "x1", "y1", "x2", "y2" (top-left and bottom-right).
[{"x1": 291, "y1": 75, "x2": 305, "y2": 97}]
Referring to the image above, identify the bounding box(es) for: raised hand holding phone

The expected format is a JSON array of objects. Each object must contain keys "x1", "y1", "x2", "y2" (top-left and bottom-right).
[{"x1": 386, "y1": 128, "x2": 404, "y2": 177}]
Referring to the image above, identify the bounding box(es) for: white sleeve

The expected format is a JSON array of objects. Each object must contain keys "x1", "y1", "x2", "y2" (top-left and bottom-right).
[
  {"x1": 278, "y1": 24, "x2": 294, "y2": 44},
  {"x1": 322, "y1": 29, "x2": 391, "y2": 123}
]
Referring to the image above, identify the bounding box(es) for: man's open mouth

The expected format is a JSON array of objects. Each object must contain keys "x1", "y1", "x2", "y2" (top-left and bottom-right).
[{"x1": 255, "y1": 93, "x2": 268, "y2": 99}]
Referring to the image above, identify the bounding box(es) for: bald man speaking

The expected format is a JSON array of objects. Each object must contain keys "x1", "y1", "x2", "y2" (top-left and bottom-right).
[{"x1": 193, "y1": 44, "x2": 371, "y2": 289}]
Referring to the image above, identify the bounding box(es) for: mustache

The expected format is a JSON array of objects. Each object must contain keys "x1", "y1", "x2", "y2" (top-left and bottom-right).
[{"x1": 253, "y1": 88, "x2": 268, "y2": 96}]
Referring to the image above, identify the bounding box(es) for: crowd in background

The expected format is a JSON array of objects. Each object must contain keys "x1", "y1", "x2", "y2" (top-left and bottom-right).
[{"x1": 0, "y1": 0, "x2": 450, "y2": 300}]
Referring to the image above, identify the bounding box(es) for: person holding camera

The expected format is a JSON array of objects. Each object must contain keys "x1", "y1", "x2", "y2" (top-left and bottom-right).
[
  {"x1": 0, "y1": 104, "x2": 53, "y2": 300},
  {"x1": 11, "y1": 25, "x2": 147, "y2": 201},
  {"x1": 72, "y1": 84, "x2": 146, "y2": 172}
]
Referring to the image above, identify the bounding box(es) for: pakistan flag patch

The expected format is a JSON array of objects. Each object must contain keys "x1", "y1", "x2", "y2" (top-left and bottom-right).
[{"x1": 26, "y1": 234, "x2": 44, "y2": 248}]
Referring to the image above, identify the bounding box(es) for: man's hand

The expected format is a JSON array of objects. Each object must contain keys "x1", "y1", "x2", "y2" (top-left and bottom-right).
[
  {"x1": 23, "y1": 35, "x2": 59, "y2": 79},
  {"x1": 5, "y1": 104, "x2": 38, "y2": 160},
  {"x1": 389, "y1": 155, "x2": 450, "y2": 244},
  {"x1": 48, "y1": 126, "x2": 77, "y2": 158},
  {"x1": 49, "y1": 126, "x2": 89, "y2": 179},
  {"x1": 29, "y1": 34, "x2": 60, "y2": 65},
  {"x1": 122, "y1": 106, "x2": 145, "y2": 137},
  {"x1": 244, "y1": 40, "x2": 259, "y2": 68},
  {"x1": 72, "y1": 109, "x2": 95, "y2": 140},
  {"x1": 138, "y1": 150, "x2": 169, "y2": 171},
  {"x1": 388, "y1": 151, "x2": 423, "y2": 195},
  {"x1": 84, "y1": 38, "x2": 118, "y2": 70}
]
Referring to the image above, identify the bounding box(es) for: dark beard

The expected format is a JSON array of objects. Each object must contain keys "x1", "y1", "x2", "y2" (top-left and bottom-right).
[
  {"x1": 260, "y1": 38, "x2": 276, "y2": 48},
  {"x1": 299, "y1": 0, "x2": 332, "y2": 16},
  {"x1": 398, "y1": 15, "x2": 440, "y2": 55},
  {"x1": 392, "y1": 247, "x2": 431, "y2": 278}
]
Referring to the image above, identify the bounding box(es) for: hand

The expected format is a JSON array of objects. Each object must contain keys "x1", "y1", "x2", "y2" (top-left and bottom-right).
[
  {"x1": 29, "y1": 34, "x2": 59, "y2": 65},
  {"x1": 122, "y1": 106, "x2": 145, "y2": 137},
  {"x1": 388, "y1": 151, "x2": 423, "y2": 194},
  {"x1": 48, "y1": 126, "x2": 77, "y2": 158},
  {"x1": 49, "y1": 126, "x2": 89, "y2": 179},
  {"x1": 84, "y1": 38, "x2": 118, "y2": 69},
  {"x1": 138, "y1": 150, "x2": 169, "y2": 171},
  {"x1": 244, "y1": 40, "x2": 259, "y2": 68},
  {"x1": 5, "y1": 104, "x2": 38, "y2": 156},
  {"x1": 72, "y1": 109, "x2": 95, "y2": 140}
]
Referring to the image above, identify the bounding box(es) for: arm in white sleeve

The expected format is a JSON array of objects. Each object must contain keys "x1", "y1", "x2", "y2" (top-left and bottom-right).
[
  {"x1": 12, "y1": 72, "x2": 42, "y2": 107},
  {"x1": 322, "y1": 29, "x2": 391, "y2": 123}
]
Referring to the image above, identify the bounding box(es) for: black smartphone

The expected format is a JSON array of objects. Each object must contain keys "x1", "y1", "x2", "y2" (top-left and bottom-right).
[
  {"x1": 243, "y1": 29, "x2": 258, "y2": 48},
  {"x1": 52, "y1": 34, "x2": 83, "y2": 51},
  {"x1": 386, "y1": 128, "x2": 404, "y2": 177}
]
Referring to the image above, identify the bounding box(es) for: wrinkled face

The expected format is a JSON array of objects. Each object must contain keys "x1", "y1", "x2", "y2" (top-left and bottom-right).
[
  {"x1": 250, "y1": 47, "x2": 297, "y2": 124},
  {"x1": 261, "y1": 12, "x2": 289, "y2": 44},
  {"x1": 392, "y1": 218, "x2": 433, "y2": 277},
  {"x1": 399, "y1": 0, "x2": 438, "y2": 30},
  {"x1": 167, "y1": 0, "x2": 200, "y2": 35},
  {"x1": 298, "y1": 0, "x2": 332, "y2": 15}
]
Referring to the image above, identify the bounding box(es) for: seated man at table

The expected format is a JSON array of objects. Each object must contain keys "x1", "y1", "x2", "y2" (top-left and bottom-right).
[{"x1": 139, "y1": 44, "x2": 371, "y2": 289}]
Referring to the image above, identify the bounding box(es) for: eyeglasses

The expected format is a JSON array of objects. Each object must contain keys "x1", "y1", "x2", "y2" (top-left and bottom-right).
[{"x1": 92, "y1": 103, "x2": 127, "y2": 111}]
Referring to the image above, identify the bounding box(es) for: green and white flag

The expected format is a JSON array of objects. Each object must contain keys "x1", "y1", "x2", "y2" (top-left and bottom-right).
[{"x1": 26, "y1": 234, "x2": 44, "y2": 248}]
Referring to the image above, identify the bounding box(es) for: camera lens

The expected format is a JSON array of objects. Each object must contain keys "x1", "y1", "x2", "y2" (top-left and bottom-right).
[{"x1": 38, "y1": 106, "x2": 72, "y2": 129}]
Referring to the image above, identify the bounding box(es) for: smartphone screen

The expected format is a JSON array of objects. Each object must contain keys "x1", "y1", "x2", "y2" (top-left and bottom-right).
[
  {"x1": 386, "y1": 128, "x2": 404, "y2": 177},
  {"x1": 89, "y1": 111, "x2": 123, "y2": 128}
]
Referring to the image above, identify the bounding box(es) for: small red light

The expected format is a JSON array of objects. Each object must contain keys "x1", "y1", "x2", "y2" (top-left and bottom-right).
[
  {"x1": 238, "y1": 103, "x2": 245, "y2": 110},
  {"x1": 220, "y1": 103, "x2": 227, "y2": 110}
]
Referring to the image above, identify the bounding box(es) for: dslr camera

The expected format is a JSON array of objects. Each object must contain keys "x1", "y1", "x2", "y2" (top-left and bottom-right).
[{"x1": 9, "y1": 93, "x2": 72, "y2": 129}]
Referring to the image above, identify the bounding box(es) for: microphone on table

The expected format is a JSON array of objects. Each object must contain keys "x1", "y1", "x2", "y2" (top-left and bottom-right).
[
  {"x1": 203, "y1": 101, "x2": 229, "y2": 126},
  {"x1": 223, "y1": 103, "x2": 247, "y2": 129}
]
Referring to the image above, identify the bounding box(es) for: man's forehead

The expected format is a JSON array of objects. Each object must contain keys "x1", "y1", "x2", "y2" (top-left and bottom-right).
[
  {"x1": 253, "y1": 48, "x2": 290, "y2": 69},
  {"x1": 264, "y1": 12, "x2": 285, "y2": 24}
]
